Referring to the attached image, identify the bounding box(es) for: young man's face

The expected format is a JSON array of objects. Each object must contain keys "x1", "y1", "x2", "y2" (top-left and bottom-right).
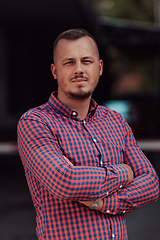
[{"x1": 51, "y1": 36, "x2": 103, "y2": 102}]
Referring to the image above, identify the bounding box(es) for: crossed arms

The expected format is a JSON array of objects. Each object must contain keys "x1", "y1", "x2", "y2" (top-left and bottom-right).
[
  {"x1": 18, "y1": 113, "x2": 159, "y2": 215},
  {"x1": 63, "y1": 155, "x2": 134, "y2": 211}
]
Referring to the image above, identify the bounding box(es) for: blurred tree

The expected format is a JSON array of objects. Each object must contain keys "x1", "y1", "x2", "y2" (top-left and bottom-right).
[{"x1": 92, "y1": 0, "x2": 154, "y2": 23}]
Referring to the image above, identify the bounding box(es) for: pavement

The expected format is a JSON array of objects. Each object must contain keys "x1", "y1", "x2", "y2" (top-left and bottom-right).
[{"x1": 0, "y1": 154, "x2": 160, "y2": 240}]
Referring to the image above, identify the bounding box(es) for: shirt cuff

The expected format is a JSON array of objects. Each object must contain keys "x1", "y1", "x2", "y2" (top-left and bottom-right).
[
  {"x1": 101, "y1": 192, "x2": 118, "y2": 214},
  {"x1": 110, "y1": 164, "x2": 131, "y2": 189}
]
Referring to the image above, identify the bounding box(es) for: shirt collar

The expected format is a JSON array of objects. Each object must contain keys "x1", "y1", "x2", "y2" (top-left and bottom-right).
[{"x1": 48, "y1": 91, "x2": 98, "y2": 120}]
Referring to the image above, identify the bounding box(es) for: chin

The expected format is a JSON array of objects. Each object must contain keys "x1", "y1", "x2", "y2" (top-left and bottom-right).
[{"x1": 68, "y1": 90, "x2": 92, "y2": 100}]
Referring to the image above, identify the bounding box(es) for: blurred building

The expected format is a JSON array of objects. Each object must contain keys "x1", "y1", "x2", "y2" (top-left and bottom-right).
[{"x1": 0, "y1": 0, "x2": 160, "y2": 142}]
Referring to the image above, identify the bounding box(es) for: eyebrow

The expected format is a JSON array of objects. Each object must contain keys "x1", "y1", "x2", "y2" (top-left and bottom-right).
[
  {"x1": 62, "y1": 58, "x2": 74, "y2": 63},
  {"x1": 82, "y1": 56, "x2": 94, "y2": 60}
]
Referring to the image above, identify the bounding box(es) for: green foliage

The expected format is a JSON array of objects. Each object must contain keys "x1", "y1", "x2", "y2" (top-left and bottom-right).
[{"x1": 92, "y1": 0, "x2": 154, "y2": 22}]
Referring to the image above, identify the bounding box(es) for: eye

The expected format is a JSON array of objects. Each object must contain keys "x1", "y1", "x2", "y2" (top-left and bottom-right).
[
  {"x1": 64, "y1": 61, "x2": 73, "y2": 65},
  {"x1": 63, "y1": 59, "x2": 75, "y2": 65},
  {"x1": 82, "y1": 59, "x2": 93, "y2": 64}
]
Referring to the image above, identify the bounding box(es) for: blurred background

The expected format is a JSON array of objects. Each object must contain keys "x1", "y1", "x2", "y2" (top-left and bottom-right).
[{"x1": 0, "y1": 0, "x2": 160, "y2": 239}]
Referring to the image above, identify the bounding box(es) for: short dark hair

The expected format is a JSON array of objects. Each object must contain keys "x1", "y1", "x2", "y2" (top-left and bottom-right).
[{"x1": 53, "y1": 28, "x2": 99, "y2": 62}]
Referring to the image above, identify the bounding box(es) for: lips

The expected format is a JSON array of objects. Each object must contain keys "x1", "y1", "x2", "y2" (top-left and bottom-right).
[
  {"x1": 71, "y1": 75, "x2": 88, "y2": 82},
  {"x1": 72, "y1": 78, "x2": 87, "y2": 82}
]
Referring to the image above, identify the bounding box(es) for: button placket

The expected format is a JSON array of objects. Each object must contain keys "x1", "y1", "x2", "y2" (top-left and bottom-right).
[
  {"x1": 82, "y1": 124, "x2": 102, "y2": 169},
  {"x1": 91, "y1": 137, "x2": 103, "y2": 167}
]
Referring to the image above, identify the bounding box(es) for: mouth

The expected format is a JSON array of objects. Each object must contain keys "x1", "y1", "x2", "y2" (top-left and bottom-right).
[
  {"x1": 71, "y1": 76, "x2": 88, "y2": 83},
  {"x1": 72, "y1": 78, "x2": 87, "y2": 83}
]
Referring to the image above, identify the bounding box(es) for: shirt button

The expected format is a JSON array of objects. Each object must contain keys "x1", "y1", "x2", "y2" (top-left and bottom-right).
[
  {"x1": 106, "y1": 210, "x2": 110, "y2": 213},
  {"x1": 83, "y1": 120, "x2": 86, "y2": 124},
  {"x1": 112, "y1": 234, "x2": 115, "y2": 238},
  {"x1": 106, "y1": 192, "x2": 109, "y2": 195},
  {"x1": 123, "y1": 210, "x2": 126, "y2": 214},
  {"x1": 72, "y1": 111, "x2": 77, "y2": 116},
  {"x1": 93, "y1": 139, "x2": 97, "y2": 142},
  {"x1": 119, "y1": 185, "x2": 123, "y2": 189}
]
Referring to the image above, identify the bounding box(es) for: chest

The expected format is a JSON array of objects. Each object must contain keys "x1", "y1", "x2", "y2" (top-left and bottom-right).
[{"x1": 51, "y1": 116, "x2": 125, "y2": 167}]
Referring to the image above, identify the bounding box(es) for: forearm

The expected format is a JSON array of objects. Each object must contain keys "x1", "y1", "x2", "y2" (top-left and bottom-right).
[
  {"x1": 85, "y1": 170, "x2": 158, "y2": 214},
  {"x1": 65, "y1": 156, "x2": 133, "y2": 210},
  {"x1": 98, "y1": 119, "x2": 158, "y2": 215},
  {"x1": 118, "y1": 171, "x2": 159, "y2": 213},
  {"x1": 20, "y1": 147, "x2": 131, "y2": 201},
  {"x1": 101, "y1": 169, "x2": 159, "y2": 215},
  {"x1": 80, "y1": 163, "x2": 158, "y2": 214}
]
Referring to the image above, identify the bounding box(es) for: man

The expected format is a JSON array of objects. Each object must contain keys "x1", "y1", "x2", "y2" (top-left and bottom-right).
[{"x1": 17, "y1": 29, "x2": 159, "y2": 240}]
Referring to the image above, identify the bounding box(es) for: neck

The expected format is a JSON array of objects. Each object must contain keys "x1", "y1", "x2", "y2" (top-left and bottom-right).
[{"x1": 57, "y1": 92, "x2": 91, "y2": 120}]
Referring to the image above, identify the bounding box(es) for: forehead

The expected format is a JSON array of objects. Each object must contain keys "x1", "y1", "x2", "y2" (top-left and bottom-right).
[{"x1": 54, "y1": 36, "x2": 99, "y2": 62}]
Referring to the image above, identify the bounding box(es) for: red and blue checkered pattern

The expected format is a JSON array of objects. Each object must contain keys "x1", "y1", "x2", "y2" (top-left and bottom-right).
[{"x1": 17, "y1": 92, "x2": 159, "y2": 240}]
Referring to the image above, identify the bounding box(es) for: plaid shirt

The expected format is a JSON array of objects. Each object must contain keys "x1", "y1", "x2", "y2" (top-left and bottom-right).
[{"x1": 17, "y1": 92, "x2": 159, "y2": 240}]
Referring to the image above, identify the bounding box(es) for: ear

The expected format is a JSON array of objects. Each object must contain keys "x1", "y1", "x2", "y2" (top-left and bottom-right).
[
  {"x1": 99, "y1": 60, "x2": 103, "y2": 76},
  {"x1": 51, "y1": 63, "x2": 57, "y2": 79}
]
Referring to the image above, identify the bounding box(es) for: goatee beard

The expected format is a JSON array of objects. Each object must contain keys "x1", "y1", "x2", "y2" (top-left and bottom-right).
[{"x1": 67, "y1": 90, "x2": 92, "y2": 100}]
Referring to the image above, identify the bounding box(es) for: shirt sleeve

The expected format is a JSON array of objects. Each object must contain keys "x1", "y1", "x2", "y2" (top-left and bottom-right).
[
  {"x1": 17, "y1": 112, "x2": 131, "y2": 201},
  {"x1": 101, "y1": 120, "x2": 159, "y2": 214}
]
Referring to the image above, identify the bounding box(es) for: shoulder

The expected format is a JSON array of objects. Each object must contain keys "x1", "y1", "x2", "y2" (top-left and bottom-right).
[
  {"x1": 97, "y1": 105, "x2": 124, "y2": 121},
  {"x1": 18, "y1": 101, "x2": 54, "y2": 124},
  {"x1": 96, "y1": 105, "x2": 131, "y2": 132}
]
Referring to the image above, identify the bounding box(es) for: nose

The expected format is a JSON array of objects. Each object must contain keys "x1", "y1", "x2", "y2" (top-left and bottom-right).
[{"x1": 74, "y1": 61, "x2": 84, "y2": 75}]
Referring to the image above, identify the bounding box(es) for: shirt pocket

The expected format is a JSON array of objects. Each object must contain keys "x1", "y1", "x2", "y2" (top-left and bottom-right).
[{"x1": 96, "y1": 139, "x2": 124, "y2": 166}]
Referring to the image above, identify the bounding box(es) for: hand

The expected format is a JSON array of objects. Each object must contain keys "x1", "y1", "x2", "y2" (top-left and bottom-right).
[
  {"x1": 79, "y1": 199, "x2": 103, "y2": 211},
  {"x1": 121, "y1": 164, "x2": 134, "y2": 183}
]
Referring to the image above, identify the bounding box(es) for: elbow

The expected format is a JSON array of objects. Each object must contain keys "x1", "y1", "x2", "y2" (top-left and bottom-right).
[
  {"x1": 152, "y1": 187, "x2": 159, "y2": 203},
  {"x1": 150, "y1": 172, "x2": 159, "y2": 203},
  {"x1": 154, "y1": 182, "x2": 159, "y2": 203}
]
